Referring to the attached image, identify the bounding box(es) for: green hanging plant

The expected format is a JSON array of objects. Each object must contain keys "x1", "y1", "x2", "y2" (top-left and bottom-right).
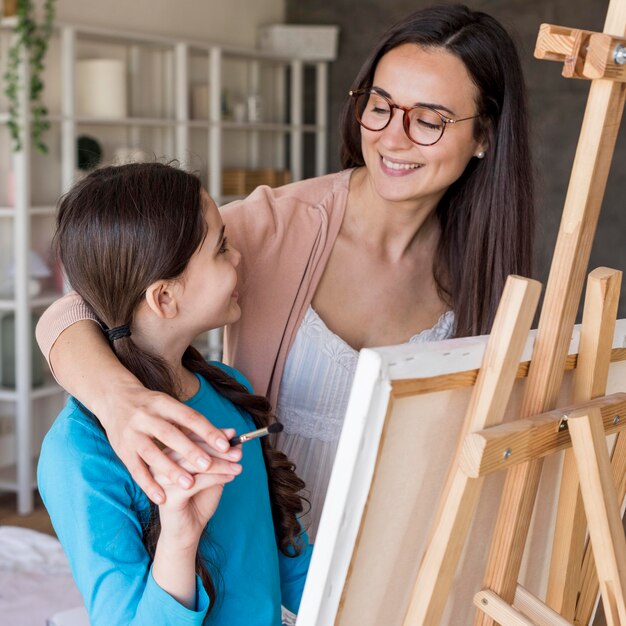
[{"x1": 3, "y1": 0, "x2": 56, "y2": 154}]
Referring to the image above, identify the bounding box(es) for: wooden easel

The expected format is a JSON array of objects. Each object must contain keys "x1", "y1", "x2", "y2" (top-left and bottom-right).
[{"x1": 401, "y1": 0, "x2": 626, "y2": 624}]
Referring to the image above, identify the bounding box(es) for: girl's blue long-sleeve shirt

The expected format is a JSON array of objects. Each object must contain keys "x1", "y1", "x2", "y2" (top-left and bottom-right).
[{"x1": 37, "y1": 363, "x2": 312, "y2": 625}]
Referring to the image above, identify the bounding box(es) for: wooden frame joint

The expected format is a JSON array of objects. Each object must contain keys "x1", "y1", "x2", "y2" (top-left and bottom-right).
[
  {"x1": 535, "y1": 23, "x2": 626, "y2": 82},
  {"x1": 460, "y1": 392, "x2": 626, "y2": 478},
  {"x1": 585, "y1": 33, "x2": 626, "y2": 82}
]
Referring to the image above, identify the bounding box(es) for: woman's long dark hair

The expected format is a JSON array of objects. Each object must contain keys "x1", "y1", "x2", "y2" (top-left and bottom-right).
[
  {"x1": 341, "y1": 4, "x2": 534, "y2": 337},
  {"x1": 54, "y1": 162, "x2": 306, "y2": 615}
]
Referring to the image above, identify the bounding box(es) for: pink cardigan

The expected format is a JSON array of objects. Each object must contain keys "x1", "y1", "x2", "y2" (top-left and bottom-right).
[{"x1": 36, "y1": 169, "x2": 352, "y2": 408}]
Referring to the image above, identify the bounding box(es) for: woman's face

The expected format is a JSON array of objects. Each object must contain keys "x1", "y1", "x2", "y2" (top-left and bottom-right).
[
  {"x1": 177, "y1": 190, "x2": 241, "y2": 334},
  {"x1": 360, "y1": 44, "x2": 486, "y2": 209}
]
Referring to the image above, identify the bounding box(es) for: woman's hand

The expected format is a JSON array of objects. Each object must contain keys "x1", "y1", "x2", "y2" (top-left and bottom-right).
[
  {"x1": 151, "y1": 430, "x2": 242, "y2": 608},
  {"x1": 100, "y1": 382, "x2": 240, "y2": 506},
  {"x1": 153, "y1": 429, "x2": 242, "y2": 547}
]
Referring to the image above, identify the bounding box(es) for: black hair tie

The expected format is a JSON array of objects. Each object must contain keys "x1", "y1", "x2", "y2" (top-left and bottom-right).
[{"x1": 105, "y1": 325, "x2": 132, "y2": 342}]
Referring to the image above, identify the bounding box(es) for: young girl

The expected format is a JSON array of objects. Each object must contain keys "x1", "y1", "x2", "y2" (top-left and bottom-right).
[{"x1": 37, "y1": 163, "x2": 311, "y2": 625}]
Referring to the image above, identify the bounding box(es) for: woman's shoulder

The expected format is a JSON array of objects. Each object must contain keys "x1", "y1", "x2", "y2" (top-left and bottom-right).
[
  {"x1": 219, "y1": 169, "x2": 353, "y2": 264},
  {"x1": 220, "y1": 169, "x2": 353, "y2": 224}
]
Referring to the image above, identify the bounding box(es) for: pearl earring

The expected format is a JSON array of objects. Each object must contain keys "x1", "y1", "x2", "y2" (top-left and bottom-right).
[{"x1": 476, "y1": 151, "x2": 485, "y2": 159}]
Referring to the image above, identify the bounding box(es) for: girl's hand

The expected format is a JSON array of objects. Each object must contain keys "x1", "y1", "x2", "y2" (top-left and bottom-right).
[
  {"x1": 100, "y1": 383, "x2": 240, "y2": 505},
  {"x1": 154, "y1": 429, "x2": 242, "y2": 547}
]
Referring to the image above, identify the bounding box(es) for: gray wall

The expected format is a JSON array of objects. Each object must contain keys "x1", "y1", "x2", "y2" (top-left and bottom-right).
[{"x1": 287, "y1": 0, "x2": 626, "y2": 320}]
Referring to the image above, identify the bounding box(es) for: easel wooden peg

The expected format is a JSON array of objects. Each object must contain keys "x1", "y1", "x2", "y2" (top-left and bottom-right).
[
  {"x1": 534, "y1": 24, "x2": 594, "y2": 79},
  {"x1": 535, "y1": 23, "x2": 626, "y2": 81}
]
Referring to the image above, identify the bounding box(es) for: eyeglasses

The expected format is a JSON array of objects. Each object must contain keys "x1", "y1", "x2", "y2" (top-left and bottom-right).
[{"x1": 349, "y1": 89, "x2": 480, "y2": 147}]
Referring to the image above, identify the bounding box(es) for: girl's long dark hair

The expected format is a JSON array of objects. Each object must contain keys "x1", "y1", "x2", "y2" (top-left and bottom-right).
[
  {"x1": 340, "y1": 4, "x2": 534, "y2": 337},
  {"x1": 54, "y1": 162, "x2": 306, "y2": 616}
]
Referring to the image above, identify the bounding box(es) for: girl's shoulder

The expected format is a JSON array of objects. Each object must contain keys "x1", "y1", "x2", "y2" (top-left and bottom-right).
[
  {"x1": 43, "y1": 398, "x2": 108, "y2": 449},
  {"x1": 38, "y1": 399, "x2": 141, "y2": 506}
]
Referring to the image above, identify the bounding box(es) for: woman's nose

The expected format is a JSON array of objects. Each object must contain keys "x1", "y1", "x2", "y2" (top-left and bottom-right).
[
  {"x1": 382, "y1": 108, "x2": 412, "y2": 146},
  {"x1": 231, "y1": 246, "x2": 242, "y2": 268}
]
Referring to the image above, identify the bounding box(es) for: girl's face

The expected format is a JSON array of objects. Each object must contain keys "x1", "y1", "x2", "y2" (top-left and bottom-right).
[
  {"x1": 177, "y1": 190, "x2": 241, "y2": 334},
  {"x1": 360, "y1": 44, "x2": 486, "y2": 210}
]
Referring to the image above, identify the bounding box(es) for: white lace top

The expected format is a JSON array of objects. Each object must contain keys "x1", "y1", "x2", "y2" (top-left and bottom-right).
[{"x1": 275, "y1": 306, "x2": 455, "y2": 540}]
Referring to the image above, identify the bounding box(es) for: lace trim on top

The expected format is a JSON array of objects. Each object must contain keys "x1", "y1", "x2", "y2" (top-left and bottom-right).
[{"x1": 275, "y1": 306, "x2": 454, "y2": 442}]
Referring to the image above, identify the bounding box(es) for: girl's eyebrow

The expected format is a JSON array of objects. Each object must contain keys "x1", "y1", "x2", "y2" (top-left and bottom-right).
[
  {"x1": 372, "y1": 85, "x2": 456, "y2": 116},
  {"x1": 214, "y1": 225, "x2": 225, "y2": 249}
]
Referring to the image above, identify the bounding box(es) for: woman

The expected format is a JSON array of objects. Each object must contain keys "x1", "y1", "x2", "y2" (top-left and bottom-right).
[{"x1": 37, "y1": 5, "x2": 533, "y2": 539}]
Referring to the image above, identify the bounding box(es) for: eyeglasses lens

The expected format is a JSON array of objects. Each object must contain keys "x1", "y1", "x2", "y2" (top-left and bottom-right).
[{"x1": 355, "y1": 92, "x2": 444, "y2": 146}]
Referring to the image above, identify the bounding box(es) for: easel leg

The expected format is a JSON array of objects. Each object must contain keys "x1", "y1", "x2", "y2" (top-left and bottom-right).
[
  {"x1": 568, "y1": 408, "x2": 626, "y2": 626},
  {"x1": 546, "y1": 268, "x2": 621, "y2": 618},
  {"x1": 401, "y1": 277, "x2": 540, "y2": 625},
  {"x1": 575, "y1": 433, "x2": 626, "y2": 624}
]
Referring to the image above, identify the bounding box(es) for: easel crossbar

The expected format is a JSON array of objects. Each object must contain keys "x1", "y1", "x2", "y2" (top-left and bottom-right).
[
  {"x1": 475, "y1": 588, "x2": 573, "y2": 626},
  {"x1": 461, "y1": 392, "x2": 626, "y2": 477}
]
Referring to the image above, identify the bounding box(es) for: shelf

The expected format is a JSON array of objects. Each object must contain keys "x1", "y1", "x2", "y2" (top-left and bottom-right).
[
  {"x1": 217, "y1": 195, "x2": 246, "y2": 205},
  {"x1": 46, "y1": 113, "x2": 175, "y2": 126},
  {"x1": 0, "y1": 292, "x2": 63, "y2": 311},
  {"x1": 33, "y1": 292, "x2": 62, "y2": 307},
  {"x1": 43, "y1": 116, "x2": 321, "y2": 132},
  {"x1": 188, "y1": 121, "x2": 321, "y2": 132},
  {"x1": 0, "y1": 382, "x2": 64, "y2": 402},
  {"x1": 0, "y1": 206, "x2": 56, "y2": 218},
  {"x1": 76, "y1": 116, "x2": 177, "y2": 127},
  {"x1": 45, "y1": 114, "x2": 179, "y2": 127},
  {"x1": 0, "y1": 19, "x2": 327, "y2": 64},
  {"x1": 32, "y1": 383, "x2": 65, "y2": 400},
  {"x1": 0, "y1": 388, "x2": 16, "y2": 401},
  {"x1": 31, "y1": 206, "x2": 57, "y2": 216},
  {"x1": 0, "y1": 460, "x2": 38, "y2": 492},
  {"x1": 0, "y1": 16, "x2": 17, "y2": 28},
  {"x1": 220, "y1": 121, "x2": 319, "y2": 132}
]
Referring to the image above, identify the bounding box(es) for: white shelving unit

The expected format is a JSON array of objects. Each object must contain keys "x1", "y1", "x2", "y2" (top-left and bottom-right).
[{"x1": 0, "y1": 19, "x2": 332, "y2": 514}]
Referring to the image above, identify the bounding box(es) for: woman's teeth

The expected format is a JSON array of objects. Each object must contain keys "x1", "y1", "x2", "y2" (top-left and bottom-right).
[{"x1": 382, "y1": 157, "x2": 422, "y2": 170}]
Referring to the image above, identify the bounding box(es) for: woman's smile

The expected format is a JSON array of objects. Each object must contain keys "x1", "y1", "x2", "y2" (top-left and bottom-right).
[{"x1": 380, "y1": 154, "x2": 424, "y2": 174}]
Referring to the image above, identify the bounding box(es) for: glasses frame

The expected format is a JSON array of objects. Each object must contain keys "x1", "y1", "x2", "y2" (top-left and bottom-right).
[{"x1": 349, "y1": 88, "x2": 480, "y2": 147}]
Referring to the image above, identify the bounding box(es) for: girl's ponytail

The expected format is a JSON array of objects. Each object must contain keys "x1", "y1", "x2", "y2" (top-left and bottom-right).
[{"x1": 183, "y1": 347, "x2": 308, "y2": 556}]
